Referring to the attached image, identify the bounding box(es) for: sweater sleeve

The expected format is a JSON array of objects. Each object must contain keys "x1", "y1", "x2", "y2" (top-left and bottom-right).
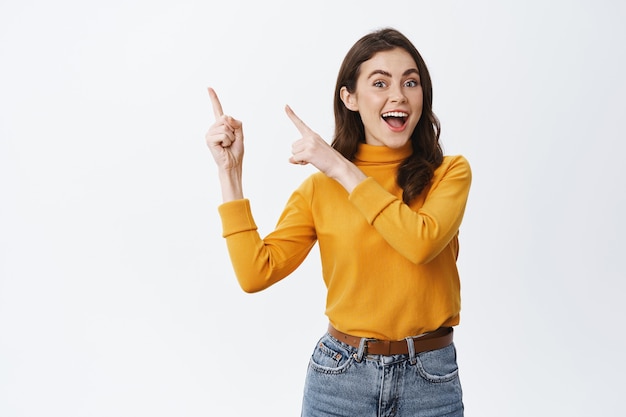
[
  {"x1": 348, "y1": 155, "x2": 472, "y2": 264},
  {"x1": 217, "y1": 183, "x2": 317, "y2": 293}
]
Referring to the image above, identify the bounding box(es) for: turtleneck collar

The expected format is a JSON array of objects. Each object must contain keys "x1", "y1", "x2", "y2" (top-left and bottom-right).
[{"x1": 353, "y1": 141, "x2": 413, "y2": 164}]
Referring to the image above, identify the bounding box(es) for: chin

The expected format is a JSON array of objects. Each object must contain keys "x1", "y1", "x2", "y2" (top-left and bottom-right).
[
  {"x1": 385, "y1": 136, "x2": 412, "y2": 149},
  {"x1": 386, "y1": 142, "x2": 410, "y2": 149}
]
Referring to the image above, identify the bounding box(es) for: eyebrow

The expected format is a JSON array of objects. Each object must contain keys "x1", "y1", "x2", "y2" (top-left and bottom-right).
[{"x1": 367, "y1": 68, "x2": 420, "y2": 79}]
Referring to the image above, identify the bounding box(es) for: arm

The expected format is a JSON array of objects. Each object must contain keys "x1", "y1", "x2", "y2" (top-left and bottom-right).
[
  {"x1": 349, "y1": 156, "x2": 472, "y2": 264},
  {"x1": 283, "y1": 106, "x2": 471, "y2": 265},
  {"x1": 218, "y1": 186, "x2": 317, "y2": 293},
  {"x1": 206, "y1": 90, "x2": 317, "y2": 292}
]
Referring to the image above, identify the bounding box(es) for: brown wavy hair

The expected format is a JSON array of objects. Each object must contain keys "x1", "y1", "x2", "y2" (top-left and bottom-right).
[{"x1": 332, "y1": 28, "x2": 443, "y2": 204}]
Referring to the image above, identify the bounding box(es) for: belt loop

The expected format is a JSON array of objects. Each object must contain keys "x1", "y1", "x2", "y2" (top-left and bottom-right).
[
  {"x1": 353, "y1": 337, "x2": 368, "y2": 363},
  {"x1": 405, "y1": 337, "x2": 417, "y2": 365}
]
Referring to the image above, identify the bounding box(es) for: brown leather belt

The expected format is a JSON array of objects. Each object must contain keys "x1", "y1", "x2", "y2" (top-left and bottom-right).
[{"x1": 328, "y1": 325, "x2": 453, "y2": 356}]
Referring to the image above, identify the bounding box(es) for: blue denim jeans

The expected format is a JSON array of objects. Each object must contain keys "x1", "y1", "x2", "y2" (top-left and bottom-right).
[{"x1": 301, "y1": 332, "x2": 463, "y2": 417}]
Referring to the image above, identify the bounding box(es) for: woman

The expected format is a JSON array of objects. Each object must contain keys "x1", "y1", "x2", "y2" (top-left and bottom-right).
[{"x1": 206, "y1": 28, "x2": 471, "y2": 417}]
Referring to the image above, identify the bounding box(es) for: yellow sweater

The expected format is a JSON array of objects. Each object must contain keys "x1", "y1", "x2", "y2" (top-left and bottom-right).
[{"x1": 218, "y1": 142, "x2": 472, "y2": 340}]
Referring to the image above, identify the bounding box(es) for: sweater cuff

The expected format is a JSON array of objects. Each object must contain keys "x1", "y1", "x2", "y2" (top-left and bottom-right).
[
  {"x1": 348, "y1": 177, "x2": 397, "y2": 225},
  {"x1": 217, "y1": 199, "x2": 258, "y2": 237}
]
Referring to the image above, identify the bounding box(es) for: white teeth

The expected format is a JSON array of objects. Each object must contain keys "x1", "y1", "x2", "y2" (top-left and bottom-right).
[{"x1": 382, "y1": 111, "x2": 408, "y2": 118}]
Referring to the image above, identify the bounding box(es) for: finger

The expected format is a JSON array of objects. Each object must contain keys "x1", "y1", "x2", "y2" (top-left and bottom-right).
[
  {"x1": 208, "y1": 87, "x2": 224, "y2": 120},
  {"x1": 224, "y1": 115, "x2": 242, "y2": 131},
  {"x1": 285, "y1": 105, "x2": 313, "y2": 135},
  {"x1": 206, "y1": 130, "x2": 233, "y2": 148},
  {"x1": 289, "y1": 155, "x2": 309, "y2": 165}
]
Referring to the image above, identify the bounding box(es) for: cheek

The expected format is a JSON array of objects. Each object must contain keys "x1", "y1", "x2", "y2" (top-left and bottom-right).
[
  {"x1": 413, "y1": 97, "x2": 424, "y2": 116},
  {"x1": 358, "y1": 91, "x2": 385, "y2": 107}
]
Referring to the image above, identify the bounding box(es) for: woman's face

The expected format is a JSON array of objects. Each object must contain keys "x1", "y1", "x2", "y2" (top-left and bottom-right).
[{"x1": 341, "y1": 48, "x2": 423, "y2": 148}]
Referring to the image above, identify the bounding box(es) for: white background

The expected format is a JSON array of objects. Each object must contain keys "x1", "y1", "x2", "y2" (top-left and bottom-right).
[{"x1": 1, "y1": 0, "x2": 625, "y2": 415}]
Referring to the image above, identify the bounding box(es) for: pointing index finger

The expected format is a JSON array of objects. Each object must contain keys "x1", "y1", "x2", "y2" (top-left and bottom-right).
[
  {"x1": 285, "y1": 105, "x2": 313, "y2": 135},
  {"x1": 208, "y1": 87, "x2": 224, "y2": 120}
]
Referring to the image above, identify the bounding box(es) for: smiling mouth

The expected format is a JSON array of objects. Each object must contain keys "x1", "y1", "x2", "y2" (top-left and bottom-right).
[{"x1": 382, "y1": 111, "x2": 408, "y2": 129}]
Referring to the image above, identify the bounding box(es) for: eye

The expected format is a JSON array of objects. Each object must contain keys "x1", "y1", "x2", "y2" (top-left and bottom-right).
[
  {"x1": 404, "y1": 79, "x2": 420, "y2": 87},
  {"x1": 373, "y1": 80, "x2": 387, "y2": 88}
]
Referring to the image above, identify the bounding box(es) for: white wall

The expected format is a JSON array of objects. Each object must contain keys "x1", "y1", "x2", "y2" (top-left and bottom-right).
[{"x1": 1, "y1": 0, "x2": 624, "y2": 415}]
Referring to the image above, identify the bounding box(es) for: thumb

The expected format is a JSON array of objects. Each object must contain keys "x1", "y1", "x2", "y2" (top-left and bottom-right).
[{"x1": 224, "y1": 115, "x2": 243, "y2": 130}]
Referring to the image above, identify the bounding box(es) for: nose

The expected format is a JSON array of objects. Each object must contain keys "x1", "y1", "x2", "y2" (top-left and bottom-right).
[{"x1": 389, "y1": 85, "x2": 407, "y2": 103}]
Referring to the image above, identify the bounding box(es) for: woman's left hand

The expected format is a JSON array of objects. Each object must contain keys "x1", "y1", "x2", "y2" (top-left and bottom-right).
[
  {"x1": 285, "y1": 105, "x2": 344, "y2": 175},
  {"x1": 285, "y1": 105, "x2": 366, "y2": 192}
]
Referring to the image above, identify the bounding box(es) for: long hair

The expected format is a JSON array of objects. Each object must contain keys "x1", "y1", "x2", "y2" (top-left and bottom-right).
[{"x1": 332, "y1": 28, "x2": 443, "y2": 204}]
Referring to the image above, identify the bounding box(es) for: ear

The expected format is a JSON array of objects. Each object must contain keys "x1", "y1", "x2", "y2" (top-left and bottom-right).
[{"x1": 340, "y1": 86, "x2": 358, "y2": 111}]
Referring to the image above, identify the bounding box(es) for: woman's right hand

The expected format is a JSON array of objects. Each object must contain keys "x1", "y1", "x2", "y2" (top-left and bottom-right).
[
  {"x1": 205, "y1": 88, "x2": 244, "y2": 201},
  {"x1": 205, "y1": 88, "x2": 244, "y2": 172}
]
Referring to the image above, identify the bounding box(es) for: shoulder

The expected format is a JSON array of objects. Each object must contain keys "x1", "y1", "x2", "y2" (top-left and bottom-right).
[
  {"x1": 298, "y1": 172, "x2": 340, "y2": 189},
  {"x1": 442, "y1": 154, "x2": 470, "y2": 168},
  {"x1": 439, "y1": 155, "x2": 471, "y2": 175},
  {"x1": 433, "y1": 155, "x2": 472, "y2": 185},
  {"x1": 293, "y1": 172, "x2": 342, "y2": 197}
]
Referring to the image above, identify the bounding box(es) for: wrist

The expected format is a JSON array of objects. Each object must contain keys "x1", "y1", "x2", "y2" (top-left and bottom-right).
[
  {"x1": 331, "y1": 160, "x2": 366, "y2": 194},
  {"x1": 218, "y1": 168, "x2": 244, "y2": 202}
]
